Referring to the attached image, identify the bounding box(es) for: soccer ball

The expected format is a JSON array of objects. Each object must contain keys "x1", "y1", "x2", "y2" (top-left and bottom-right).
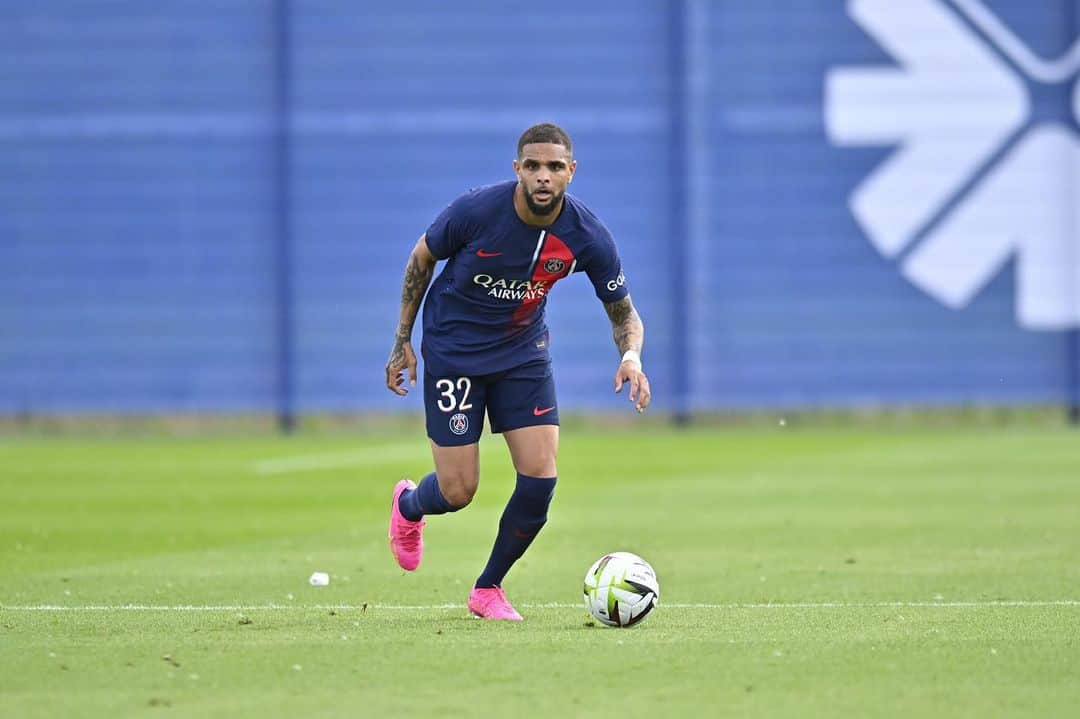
[{"x1": 582, "y1": 551, "x2": 659, "y2": 627}]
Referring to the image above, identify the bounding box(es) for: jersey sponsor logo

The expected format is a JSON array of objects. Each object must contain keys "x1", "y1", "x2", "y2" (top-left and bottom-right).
[
  {"x1": 605, "y1": 272, "x2": 626, "y2": 293},
  {"x1": 476, "y1": 249, "x2": 503, "y2": 257},
  {"x1": 532, "y1": 405, "x2": 556, "y2": 416},
  {"x1": 825, "y1": 0, "x2": 1080, "y2": 329},
  {"x1": 449, "y1": 412, "x2": 469, "y2": 435},
  {"x1": 473, "y1": 274, "x2": 549, "y2": 301},
  {"x1": 543, "y1": 257, "x2": 566, "y2": 273}
]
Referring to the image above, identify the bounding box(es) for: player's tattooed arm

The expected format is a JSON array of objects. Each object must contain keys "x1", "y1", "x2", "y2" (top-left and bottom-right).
[
  {"x1": 603, "y1": 295, "x2": 644, "y2": 356},
  {"x1": 603, "y1": 295, "x2": 650, "y2": 412},
  {"x1": 396, "y1": 248, "x2": 435, "y2": 339},
  {"x1": 386, "y1": 236, "x2": 437, "y2": 396}
]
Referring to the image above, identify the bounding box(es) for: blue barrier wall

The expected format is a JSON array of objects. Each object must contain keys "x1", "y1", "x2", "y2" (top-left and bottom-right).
[{"x1": 2, "y1": 0, "x2": 1078, "y2": 415}]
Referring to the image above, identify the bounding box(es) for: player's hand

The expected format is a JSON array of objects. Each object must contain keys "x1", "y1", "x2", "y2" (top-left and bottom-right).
[
  {"x1": 385, "y1": 338, "x2": 418, "y2": 396},
  {"x1": 614, "y1": 360, "x2": 651, "y2": 413}
]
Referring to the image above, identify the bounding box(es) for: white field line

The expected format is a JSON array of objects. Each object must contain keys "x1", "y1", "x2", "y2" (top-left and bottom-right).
[
  {"x1": 251, "y1": 443, "x2": 423, "y2": 475},
  {"x1": 2, "y1": 600, "x2": 1079, "y2": 612}
]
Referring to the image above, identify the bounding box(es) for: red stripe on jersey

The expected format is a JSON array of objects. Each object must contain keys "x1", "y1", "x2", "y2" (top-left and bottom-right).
[{"x1": 510, "y1": 232, "x2": 575, "y2": 330}]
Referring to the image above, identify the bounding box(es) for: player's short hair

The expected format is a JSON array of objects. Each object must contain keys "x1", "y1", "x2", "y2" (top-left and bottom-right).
[{"x1": 517, "y1": 123, "x2": 573, "y2": 158}]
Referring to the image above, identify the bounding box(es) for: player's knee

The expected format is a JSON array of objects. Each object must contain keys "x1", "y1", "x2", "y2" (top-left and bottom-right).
[
  {"x1": 516, "y1": 455, "x2": 557, "y2": 479},
  {"x1": 442, "y1": 485, "x2": 475, "y2": 509},
  {"x1": 440, "y1": 471, "x2": 479, "y2": 508}
]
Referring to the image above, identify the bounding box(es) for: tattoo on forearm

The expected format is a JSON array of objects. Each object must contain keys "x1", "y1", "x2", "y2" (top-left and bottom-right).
[
  {"x1": 397, "y1": 253, "x2": 434, "y2": 339},
  {"x1": 387, "y1": 342, "x2": 406, "y2": 375},
  {"x1": 603, "y1": 296, "x2": 644, "y2": 356}
]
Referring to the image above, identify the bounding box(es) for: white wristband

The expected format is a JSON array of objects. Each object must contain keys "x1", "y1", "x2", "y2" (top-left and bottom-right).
[{"x1": 621, "y1": 350, "x2": 642, "y2": 368}]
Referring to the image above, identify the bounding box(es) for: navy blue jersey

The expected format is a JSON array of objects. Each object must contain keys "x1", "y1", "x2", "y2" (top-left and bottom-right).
[{"x1": 421, "y1": 180, "x2": 629, "y2": 377}]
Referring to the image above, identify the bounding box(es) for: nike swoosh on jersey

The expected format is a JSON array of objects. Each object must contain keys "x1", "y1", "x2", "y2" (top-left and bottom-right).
[
  {"x1": 476, "y1": 249, "x2": 503, "y2": 257},
  {"x1": 533, "y1": 406, "x2": 556, "y2": 416}
]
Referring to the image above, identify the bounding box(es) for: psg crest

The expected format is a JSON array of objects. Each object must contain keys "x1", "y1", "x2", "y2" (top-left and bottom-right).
[
  {"x1": 543, "y1": 258, "x2": 565, "y2": 274},
  {"x1": 449, "y1": 412, "x2": 469, "y2": 436}
]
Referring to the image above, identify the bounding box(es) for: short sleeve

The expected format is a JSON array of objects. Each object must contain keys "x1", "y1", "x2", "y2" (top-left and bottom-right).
[
  {"x1": 584, "y1": 225, "x2": 630, "y2": 303},
  {"x1": 424, "y1": 194, "x2": 472, "y2": 260}
]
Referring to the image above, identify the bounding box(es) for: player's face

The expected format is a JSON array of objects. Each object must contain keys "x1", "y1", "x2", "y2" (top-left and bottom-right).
[{"x1": 514, "y1": 143, "x2": 576, "y2": 217}]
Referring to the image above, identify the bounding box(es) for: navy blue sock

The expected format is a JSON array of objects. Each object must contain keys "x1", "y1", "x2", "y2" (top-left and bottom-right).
[
  {"x1": 398, "y1": 472, "x2": 458, "y2": 521},
  {"x1": 475, "y1": 473, "x2": 557, "y2": 588}
]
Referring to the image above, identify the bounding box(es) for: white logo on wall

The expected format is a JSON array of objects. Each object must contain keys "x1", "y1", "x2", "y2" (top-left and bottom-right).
[{"x1": 825, "y1": 0, "x2": 1080, "y2": 329}]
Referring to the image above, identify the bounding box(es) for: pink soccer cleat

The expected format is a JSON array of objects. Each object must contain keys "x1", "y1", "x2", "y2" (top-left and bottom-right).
[
  {"x1": 468, "y1": 586, "x2": 523, "y2": 621},
  {"x1": 388, "y1": 479, "x2": 425, "y2": 571}
]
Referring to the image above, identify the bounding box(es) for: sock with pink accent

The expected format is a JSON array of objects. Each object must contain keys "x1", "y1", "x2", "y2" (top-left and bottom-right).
[
  {"x1": 398, "y1": 472, "x2": 457, "y2": 521},
  {"x1": 475, "y1": 473, "x2": 556, "y2": 588}
]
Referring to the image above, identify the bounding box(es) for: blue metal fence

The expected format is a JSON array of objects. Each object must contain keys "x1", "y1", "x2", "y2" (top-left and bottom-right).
[{"x1": 1, "y1": 0, "x2": 1078, "y2": 418}]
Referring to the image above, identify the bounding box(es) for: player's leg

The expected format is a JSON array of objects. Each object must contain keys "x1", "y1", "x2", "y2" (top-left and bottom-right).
[
  {"x1": 475, "y1": 424, "x2": 558, "y2": 585},
  {"x1": 420, "y1": 441, "x2": 480, "y2": 507},
  {"x1": 388, "y1": 370, "x2": 485, "y2": 571},
  {"x1": 503, "y1": 423, "x2": 558, "y2": 478},
  {"x1": 468, "y1": 361, "x2": 559, "y2": 620}
]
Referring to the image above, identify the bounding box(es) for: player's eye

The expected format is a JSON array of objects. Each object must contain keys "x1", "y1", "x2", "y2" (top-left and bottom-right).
[{"x1": 524, "y1": 161, "x2": 539, "y2": 170}]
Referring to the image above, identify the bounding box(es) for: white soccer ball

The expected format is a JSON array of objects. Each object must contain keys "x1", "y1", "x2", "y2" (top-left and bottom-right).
[{"x1": 582, "y1": 551, "x2": 659, "y2": 628}]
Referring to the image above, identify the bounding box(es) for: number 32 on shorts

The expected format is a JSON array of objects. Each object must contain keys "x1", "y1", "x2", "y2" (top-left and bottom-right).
[{"x1": 435, "y1": 377, "x2": 473, "y2": 413}]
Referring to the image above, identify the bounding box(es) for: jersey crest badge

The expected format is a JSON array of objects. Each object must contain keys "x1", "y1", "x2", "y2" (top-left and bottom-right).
[
  {"x1": 449, "y1": 413, "x2": 469, "y2": 436},
  {"x1": 543, "y1": 258, "x2": 565, "y2": 274}
]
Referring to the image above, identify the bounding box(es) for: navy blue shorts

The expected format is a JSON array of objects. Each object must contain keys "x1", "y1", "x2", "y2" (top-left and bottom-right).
[{"x1": 424, "y1": 360, "x2": 559, "y2": 447}]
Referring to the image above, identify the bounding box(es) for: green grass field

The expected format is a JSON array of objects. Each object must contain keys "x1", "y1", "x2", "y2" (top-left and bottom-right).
[{"x1": 2, "y1": 425, "x2": 1079, "y2": 717}]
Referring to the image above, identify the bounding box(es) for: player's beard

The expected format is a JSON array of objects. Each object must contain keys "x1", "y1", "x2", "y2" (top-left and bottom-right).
[{"x1": 524, "y1": 186, "x2": 562, "y2": 216}]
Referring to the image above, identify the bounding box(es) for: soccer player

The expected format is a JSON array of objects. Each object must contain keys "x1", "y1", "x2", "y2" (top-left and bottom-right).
[{"x1": 384, "y1": 122, "x2": 650, "y2": 620}]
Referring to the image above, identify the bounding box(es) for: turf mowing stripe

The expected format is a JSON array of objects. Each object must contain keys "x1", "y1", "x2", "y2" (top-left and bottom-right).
[
  {"x1": 251, "y1": 444, "x2": 421, "y2": 475},
  {"x1": 3, "y1": 600, "x2": 1079, "y2": 612}
]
